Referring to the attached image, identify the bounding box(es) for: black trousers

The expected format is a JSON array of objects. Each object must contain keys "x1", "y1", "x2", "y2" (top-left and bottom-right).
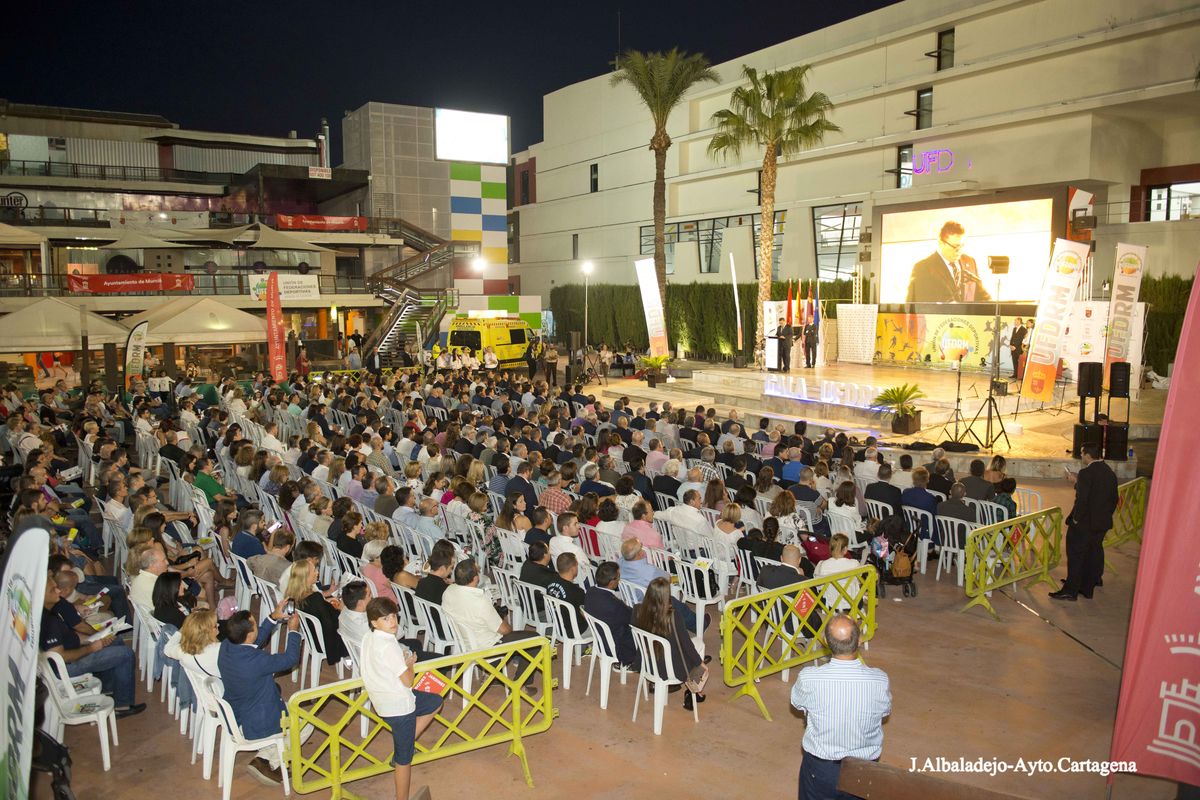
[
  {"x1": 780, "y1": 343, "x2": 792, "y2": 371},
  {"x1": 805, "y1": 342, "x2": 817, "y2": 367},
  {"x1": 799, "y1": 751, "x2": 860, "y2": 800},
  {"x1": 1010, "y1": 347, "x2": 1021, "y2": 375},
  {"x1": 1063, "y1": 523, "x2": 1105, "y2": 596}
]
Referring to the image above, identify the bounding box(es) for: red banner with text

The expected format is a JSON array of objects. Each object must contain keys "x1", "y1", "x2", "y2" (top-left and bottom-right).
[
  {"x1": 67, "y1": 273, "x2": 195, "y2": 294},
  {"x1": 265, "y1": 272, "x2": 287, "y2": 382},
  {"x1": 275, "y1": 214, "x2": 367, "y2": 232}
]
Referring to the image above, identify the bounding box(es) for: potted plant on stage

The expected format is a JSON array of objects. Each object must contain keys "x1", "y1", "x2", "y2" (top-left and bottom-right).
[
  {"x1": 638, "y1": 355, "x2": 673, "y2": 388},
  {"x1": 873, "y1": 384, "x2": 926, "y2": 435}
]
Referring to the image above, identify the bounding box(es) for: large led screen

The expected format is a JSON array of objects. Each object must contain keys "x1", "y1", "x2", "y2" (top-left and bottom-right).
[
  {"x1": 434, "y1": 108, "x2": 509, "y2": 164},
  {"x1": 878, "y1": 198, "x2": 1054, "y2": 304}
]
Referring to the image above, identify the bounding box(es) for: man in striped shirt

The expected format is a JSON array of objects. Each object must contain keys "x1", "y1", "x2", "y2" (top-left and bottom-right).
[{"x1": 790, "y1": 614, "x2": 891, "y2": 799}]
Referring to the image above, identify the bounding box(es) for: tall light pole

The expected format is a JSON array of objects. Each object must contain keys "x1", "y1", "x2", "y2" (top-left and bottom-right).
[{"x1": 581, "y1": 260, "x2": 594, "y2": 348}]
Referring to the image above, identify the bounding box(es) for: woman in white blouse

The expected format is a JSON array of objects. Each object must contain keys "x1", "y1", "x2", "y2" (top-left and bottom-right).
[
  {"x1": 164, "y1": 608, "x2": 224, "y2": 693},
  {"x1": 813, "y1": 533, "x2": 862, "y2": 611},
  {"x1": 826, "y1": 480, "x2": 864, "y2": 533},
  {"x1": 360, "y1": 597, "x2": 444, "y2": 800}
]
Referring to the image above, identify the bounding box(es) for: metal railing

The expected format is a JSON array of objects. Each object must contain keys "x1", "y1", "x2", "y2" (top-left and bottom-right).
[
  {"x1": 0, "y1": 271, "x2": 376, "y2": 297},
  {"x1": 0, "y1": 159, "x2": 237, "y2": 186}
]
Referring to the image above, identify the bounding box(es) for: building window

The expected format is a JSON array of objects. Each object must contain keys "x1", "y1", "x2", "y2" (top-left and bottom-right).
[
  {"x1": 571, "y1": 233, "x2": 579, "y2": 259},
  {"x1": 1147, "y1": 182, "x2": 1200, "y2": 221},
  {"x1": 896, "y1": 144, "x2": 913, "y2": 189},
  {"x1": 936, "y1": 29, "x2": 955, "y2": 70},
  {"x1": 590, "y1": 163, "x2": 599, "y2": 193},
  {"x1": 751, "y1": 211, "x2": 785, "y2": 281},
  {"x1": 519, "y1": 170, "x2": 530, "y2": 205},
  {"x1": 915, "y1": 88, "x2": 933, "y2": 130},
  {"x1": 639, "y1": 224, "x2": 678, "y2": 275},
  {"x1": 698, "y1": 218, "x2": 725, "y2": 273},
  {"x1": 812, "y1": 203, "x2": 863, "y2": 281}
]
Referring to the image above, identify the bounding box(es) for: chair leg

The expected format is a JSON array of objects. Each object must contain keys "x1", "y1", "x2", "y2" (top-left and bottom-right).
[
  {"x1": 561, "y1": 645, "x2": 572, "y2": 691},
  {"x1": 598, "y1": 662, "x2": 611, "y2": 710},
  {"x1": 652, "y1": 682, "x2": 667, "y2": 736},
  {"x1": 585, "y1": 653, "x2": 596, "y2": 697},
  {"x1": 220, "y1": 741, "x2": 234, "y2": 800},
  {"x1": 202, "y1": 723, "x2": 218, "y2": 781},
  {"x1": 631, "y1": 676, "x2": 643, "y2": 722},
  {"x1": 278, "y1": 740, "x2": 292, "y2": 797},
  {"x1": 97, "y1": 711, "x2": 113, "y2": 771}
]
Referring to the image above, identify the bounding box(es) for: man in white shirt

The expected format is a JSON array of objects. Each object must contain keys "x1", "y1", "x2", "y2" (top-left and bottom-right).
[
  {"x1": 102, "y1": 479, "x2": 134, "y2": 532},
  {"x1": 853, "y1": 447, "x2": 881, "y2": 482},
  {"x1": 716, "y1": 424, "x2": 746, "y2": 455},
  {"x1": 130, "y1": 545, "x2": 168, "y2": 609},
  {"x1": 547, "y1": 512, "x2": 589, "y2": 583},
  {"x1": 676, "y1": 467, "x2": 706, "y2": 502},
  {"x1": 656, "y1": 489, "x2": 711, "y2": 537},
  {"x1": 259, "y1": 422, "x2": 286, "y2": 458},
  {"x1": 442, "y1": 560, "x2": 536, "y2": 653},
  {"x1": 311, "y1": 452, "x2": 333, "y2": 483},
  {"x1": 790, "y1": 614, "x2": 891, "y2": 799}
]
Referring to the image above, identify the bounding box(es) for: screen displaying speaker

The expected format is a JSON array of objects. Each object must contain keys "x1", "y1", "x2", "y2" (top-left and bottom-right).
[
  {"x1": 1104, "y1": 423, "x2": 1130, "y2": 461},
  {"x1": 1108, "y1": 362, "x2": 1131, "y2": 398},
  {"x1": 1077, "y1": 361, "x2": 1103, "y2": 398}
]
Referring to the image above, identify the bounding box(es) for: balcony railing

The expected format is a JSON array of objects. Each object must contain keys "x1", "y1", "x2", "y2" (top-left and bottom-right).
[
  {"x1": 0, "y1": 159, "x2": 236, "y2": 186},
  {"x1": 0, "y1": 271, "x2": 376, "y2": 298}
]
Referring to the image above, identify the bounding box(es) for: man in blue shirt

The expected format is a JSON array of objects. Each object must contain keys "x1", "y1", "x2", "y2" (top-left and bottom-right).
[
  {"x1": 231, "y1": 508, "x2": 267, "y2": 559},
  {"x1": 619, "y1": 538, "x2": 707, "y2": 632},
  {"x1": 900, "y1": 466, "x2": 939, "y2": 545}
]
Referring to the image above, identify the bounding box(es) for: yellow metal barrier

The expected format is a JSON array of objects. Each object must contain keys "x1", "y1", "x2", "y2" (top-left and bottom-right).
[
  {"x1": 1103, "y1": 477, "x2": 1149, "y2": 556},
  {"x1": 721, "y1": 565, "x2": 877, "y2": 721},
  {"x1": 284, "y1": 636, "x2": 557, "y2": 799},
  {"x1": 960, "y1": 507, "x2": 1063, "y2": 620}
]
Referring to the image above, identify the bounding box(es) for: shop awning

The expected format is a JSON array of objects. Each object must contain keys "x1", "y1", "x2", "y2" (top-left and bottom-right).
[
  {"x1": 0, "y1": 297, "x2": 131, "y2": 351},
  {"x1": 0, "y1": 223, "x2": 47, "y2": 248}
]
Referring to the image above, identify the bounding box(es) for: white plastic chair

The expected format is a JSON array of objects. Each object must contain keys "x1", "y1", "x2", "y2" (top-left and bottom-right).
[
  {"x1": 865, "y1": 498, "x2": 893, "y2": 521},
  {"x1": 674, "y1": 560, "x2": 718, "y2": 658},
  {"x1": 630, "y1": 627, "x2": 698, "y2": 735},
  {"x1": 580, "y1": 610, "x2": 629, "y2": 708},
  {"x1": 1013, "y1": 487, "x2": 1043, "y2": 515},
  {"x1": 734, "y1": 547, "x2": 760, "y2": 597},
  {"x1": 513, "y1": 580, "x2": 552, "y2": 637},
  {"x1": 618, "y1": 579, "x2": 646, "y2": 607},
  {"x1": 39, "y1": 652, "x2": 119, "y2": 771},
  {"x1": 902, "y1": 506, "x2": 934, "y2": 575},
  {"x1": 413, "y1": 596, "x2": 458, "y2": 655},
  {"x1": 544, "y1": 595, "x2": 593, "y2": 690},
  {"x1": 935, "y1": 517, "x2": 976, "y2": 586},
  {"x1": 211, "y1": 680, "x2": 292, "y2": 800}
]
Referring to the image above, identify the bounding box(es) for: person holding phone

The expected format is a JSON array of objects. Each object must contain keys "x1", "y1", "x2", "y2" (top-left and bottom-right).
[
  {"x1": 285, "y1": 559, "x2": 347, "y2": 664},
  {"x1": 361, "y1": 596, "x2": 443, "y2": 800}
]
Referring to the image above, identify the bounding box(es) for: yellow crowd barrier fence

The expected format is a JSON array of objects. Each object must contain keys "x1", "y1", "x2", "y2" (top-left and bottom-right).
[
  {"x1": 960, "y1": 507, "x2": 1063, "y2": 620},
  {"x1": 1103, "y1": 478, "x2": 1150, "y2": 570},
  {"x1": 284, "y1": 636, "x2": 557, "y2": 799},
  {"x1": 721, "y1": 565, "x2": 877, "y2": 721}
]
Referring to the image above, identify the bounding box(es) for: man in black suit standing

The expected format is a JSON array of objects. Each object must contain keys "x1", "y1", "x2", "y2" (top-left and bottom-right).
[
  {"x1": 1008, "y1": 317, "x2": 1027, "y2": 375},
  {"x1": 905, "y1": 221, "x2": 993, "y2": 303},
  {"x1": 776, "y1": 317, "x2": 793, "y2": 372},
  {"x1": 803, "y1": 320, "x2": 819, "y2": 368},
  {"x1": 1051, "y1": 444, "x2": 1119, "y2": 601}
]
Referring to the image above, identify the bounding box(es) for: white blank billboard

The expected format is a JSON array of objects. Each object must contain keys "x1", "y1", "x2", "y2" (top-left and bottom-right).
[{"x1": 434, "y1": 109, "x2": 509, "y2": 164}]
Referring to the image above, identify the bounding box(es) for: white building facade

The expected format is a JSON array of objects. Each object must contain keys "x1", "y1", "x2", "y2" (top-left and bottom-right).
[{"x1": 510, "y1": 0, "x2": 1200, "y2": 301}]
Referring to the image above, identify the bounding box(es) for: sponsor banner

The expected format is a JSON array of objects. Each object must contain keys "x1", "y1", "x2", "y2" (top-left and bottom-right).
[
  {"x1": 265, "y1": 273, "x2": 287, "y2": 382},
  {"x1": 248, "y1": 273, "x2": 320, "y2": 302},
  {"x1": 634, "y1": 257, "x2": 669, "y2": 357},
  {"x1": 275, "y1": 213, "x2": 366, "y2": 232},
  {"x1": 729, "y1": 254, "x2": 743, "y2": 350},
  {"x1": 1020, "y1": 239, "x2": 1090, "y2": 402},
  {"x1": 875, "y1": 312, "x2": 997, "y2": 366},
  {"x1": 124, "y1": 321, "x2": 149, "y2": 387},
  {"x1": 0, "y1": 524, "x2": 49, "y2": 800},
  {"x1": 68, "y1": 273, "x2": 195, "y2": 294},
  {"x1": 1110, "y1": 267, "x2": 1200, "y2": 785},
  {"x1": 1104, "y1": 243, "x2": 1147, "y2": 387}
]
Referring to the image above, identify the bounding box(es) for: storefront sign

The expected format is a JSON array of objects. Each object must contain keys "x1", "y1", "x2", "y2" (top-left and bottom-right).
[
  {"x1": 276, "y1": 213, "x2": 366, "y2": 232},
  {"x1": 1019, "y1": 238, "x2": 1090, "y2": 402},
  {"x1": 914, "y1": 148, "x2": 955, "y2": 176},
  {"x1": 1104, "y1": 243, "x2": 1146, "y2": 386},
  {"x1": 67, "y1": 272, "x2": 194, "y2": 294},
  {"x1": 307, "y1": 166, "x2": 332, "y2": 180},
  {"x1": 265, "y1": 273, "x2": 287, "y2": 381},
  {"x1": 634, "y1": 257, "x2": 669, "y2": 357},
  {"x1": 0, "y1": 191, "x2": 28, "y2": 209},
  {"x1": 247, "y1": 273, "x2": 320, "y2": 302}
]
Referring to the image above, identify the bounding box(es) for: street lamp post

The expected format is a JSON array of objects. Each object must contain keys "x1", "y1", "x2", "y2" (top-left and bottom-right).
[{"x1": 581, "y1": 260, "x2": 594, "y2": 348}]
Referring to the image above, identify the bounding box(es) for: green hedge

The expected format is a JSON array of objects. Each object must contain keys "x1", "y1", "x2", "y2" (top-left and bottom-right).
[
  {"x1": 1141, "y1": 275, "x2": 1192, "y2": 373},
  {"x1": 549, "y1": 279, "x2": 871, "y2": 360}
]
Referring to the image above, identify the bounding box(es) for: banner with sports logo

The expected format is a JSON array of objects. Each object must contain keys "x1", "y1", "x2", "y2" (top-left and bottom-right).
[
  {"x1": 123, "y1": 321, "x2": 149, "y2": 388},
  {"x1": 265, "y1": 273, "x2": 287, "y2": 382},
  {"x1": 0, "y1": 523, "x2": 49, "y2": 800},
  {"x1": 1019, "y1": 238, "x2": 1090, "y2": 403},
  {"x1": 634, "y1": 257, "x2": 669, "y2": 357},
  {"x1": 1104, "y1": 243, "x2": 1147, "y2": 388}
]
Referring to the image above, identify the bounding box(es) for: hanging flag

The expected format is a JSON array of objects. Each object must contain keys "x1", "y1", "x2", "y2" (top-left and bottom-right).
[
  {"x1": 1109, "y1": 261, "x2": 1200, "y2": 786},
  {"x1": 729, "y1": 254, "x2": 744, "y2": 351},
  {"x1": 266, "y1": 272, "x2": 287, "y2": 382},
  {"x1": 0, "y1": 521, "x2": 50, "y2": 800},
  {"x1": 634, "y1": 258, "x2": 669, "y2": 357},
  {"x1": 1020, "y1": 239, "x2": 1090, "y2": 402},
  {"x1": 785, "y1": 281, "x2": 794, "y2": 327},
  {"x1": 1103, "y1": 243, "x2": 1147, "y2": 389},
  {"x1": 123, "y1": 321, "x2": 149, "y2": 389}
]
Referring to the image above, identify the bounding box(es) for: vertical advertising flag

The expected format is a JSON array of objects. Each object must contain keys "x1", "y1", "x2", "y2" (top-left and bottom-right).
[
  {"x1": 1019, "y1": 239, "x2": 1090, "y2": 402},
  {"x1": 729, "y1": 254, "x2": 744, "y2": 351},
  {"x1": 785, "y1": 281, "x2": 794, "y2": 327},
  {"x1": 0, "y1": 523, "x2": 50, "y2": 800},
  {"x1": 634, "y1": 258, "x2": 669, "y2": 357},
  {"x1": 1104, "y1": 243, "x2": 1147, "y2": 388},
  {"x1": 123, "y1": 321, "x2": 149, "y2": 389},
  {"x1": 1109, "y1": 261, "x2": 1200, "y2": 786},
  {"x1": 266, "y1": 272, "x2": 287, "y2": 382}
]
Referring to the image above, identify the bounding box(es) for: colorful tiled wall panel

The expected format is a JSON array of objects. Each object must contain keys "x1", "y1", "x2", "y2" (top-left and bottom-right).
[{"x1": 450, "y1": 162, "x2": 507, "y2": 267}]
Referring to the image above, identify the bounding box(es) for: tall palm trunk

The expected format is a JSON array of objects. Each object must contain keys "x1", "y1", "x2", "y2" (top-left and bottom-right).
[
  {"x1": 651, "y1": 129, "x2": 671, "y2": 313},
  {"x1": 756, "y1": 143, "x2": 778, "y2": 363}
]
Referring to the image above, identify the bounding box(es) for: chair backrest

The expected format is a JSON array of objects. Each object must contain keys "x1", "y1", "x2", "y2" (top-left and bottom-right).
[
  {"x1": 978, "y1": 499, "x2": 1009, "y2": 525},
  {"x1": 655, "y1": 492, "x2": 677, "y2": 510},
  {"x1": 676, "y1": 559, "x2": 718, "y2": 604},
  {"x1": 865, "y1": 498, "x2": 892, "y2": 521},
  {"x1": 643, "y1": 546, "x2": 675, "y2": 574},
  {"x1": 618, "y1": 579, "x2": 646, "y2": 607},
  {"x1": 39, "y1": 651, "x2": 83, "y2": 706},
  {"x1": 902, "y1": 506, "x2": 934, "y2": 538},
  {"x1": 581, "y1": 609, "x2": 619, "y2": 662},
  {"x1": 514, "y1": 579, "x2": 547, "y2": 623},
  {"x1": 630, "y1": 626, "x2": 681, "y2": 684},
  {"x1": 297, "y1": 609, "x2": 328, "y2": 661},
  {"x1": 544, "y1": 595, "x2": 587, "y2": 640},
  {"x1": 413, "y1": 596, "x2": 457, "y2": 652},
  {"x1": 391, "y1": 583, "x2": 424, "y2": 634},
  {"x1": 212, "y1": 686, "x2": 254, "y2": 744},
  {"x1": 734, "y1": 547, "x2": 759, "y2": 586},
  {"x1": 1014, "y1": 487, "x2": 1043, "y2": 515},
  {"x1": 595, "y1": 530, "x2": 622, "y2": 563},
  {"x1": 928, "y1": 489, "x2": 947, "y2": 503},
  {"x1": 936, "y1": 516, "x2": 975, "y2": 552}
]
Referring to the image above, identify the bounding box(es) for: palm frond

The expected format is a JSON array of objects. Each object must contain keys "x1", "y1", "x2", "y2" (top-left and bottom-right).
[{"x1": 612, "y1": 48, "x2": 719, "y2": 131}]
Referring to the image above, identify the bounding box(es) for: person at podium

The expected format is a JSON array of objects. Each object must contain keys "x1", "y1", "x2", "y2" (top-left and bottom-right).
[
  {"x1": 905, "y1": 221, "x2": 992, "y2": 303},
  {"x1": 774, "y1": 317, "x2": 793, "y2": 372}
]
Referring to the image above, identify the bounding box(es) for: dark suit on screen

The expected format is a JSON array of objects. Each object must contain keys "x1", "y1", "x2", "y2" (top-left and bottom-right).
[{"x1": 906, "y1": 252, "x2": 992, "y2": 303}]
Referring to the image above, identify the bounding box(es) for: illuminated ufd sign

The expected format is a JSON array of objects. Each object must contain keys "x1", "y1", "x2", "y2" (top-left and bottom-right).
[{"x1": 914, "y1": 149, "x2": 954, "y2": 176}]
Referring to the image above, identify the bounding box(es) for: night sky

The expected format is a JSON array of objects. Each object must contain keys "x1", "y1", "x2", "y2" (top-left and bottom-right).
[{"x1": 3, "y1": 0, "x2": 896, "y2": 158}]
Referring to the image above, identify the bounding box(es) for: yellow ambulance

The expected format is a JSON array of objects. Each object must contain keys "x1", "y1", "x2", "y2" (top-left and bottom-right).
[{"x1": 446, "y1": 317, "x2": 534, "y2": 366}]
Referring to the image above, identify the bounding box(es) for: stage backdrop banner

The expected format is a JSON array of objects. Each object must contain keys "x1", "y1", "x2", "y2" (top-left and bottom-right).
[
  {"x1": 247, "y1": 273, "x2": 320, "y2": 302},
  {"x1": 1019, "y1": 238, "x2": 1090, "y2": 403},
  {"x1": 875, "y1": 312, "x2": 997, "y2": 367},
  {"x1": 265, "y1": 273, "x2": 287, "y2": 382},
  {"x1": 123, "y1": 321, "x2": 149, "y2": 387},
  {"x1": 1109, "y1": 261, "x2": 1200, "y2": 786},
  {"x1": 0, "y1": 524, "x2": 49, "y2": 800},
  {"x1": 634, "y1": 257, "x2": 669, "y2": 357},
  {"x1": 1105, "y1": 243, "x2": 1147, "y2": 387},
  {"x1": 837, "y1": 304, "x2": 878, "y2": 365},
  {"x1": 67, "y1": 273, "x2": 194, "y2": 294}
]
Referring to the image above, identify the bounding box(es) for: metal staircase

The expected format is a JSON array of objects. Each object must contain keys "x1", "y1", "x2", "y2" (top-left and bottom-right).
[{"x1": 362, "y1": 240, "x2": 478, "y2": 366}]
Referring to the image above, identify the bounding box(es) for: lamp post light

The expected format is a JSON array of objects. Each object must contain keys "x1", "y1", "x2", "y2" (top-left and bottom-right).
[
  {"x1": 472, "y1": 256, "x2": 487, "y2": 273},
  {"x1": 581, "y1": 260, "x2": 594, "y2": 348}
]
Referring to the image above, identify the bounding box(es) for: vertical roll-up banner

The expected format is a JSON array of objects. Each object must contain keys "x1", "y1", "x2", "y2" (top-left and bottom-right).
[
  {"x1": 266, "y1": 272, "x2": 287, "y2": 382},
  {"x1": 1019, "y1": 238, "x2": 1090, "y2": 403},
  {"x1": 0, "y1": 523, "x2": 50, "y2": 800},
  {"x1": 123, "y1": 320, "x2": 149, "y2": 390},
  {"x1": 1104, "y1": 243, "x2": 1147, "y2": 388},
  {"x1": 634, "y1": 257, "x2": 669, "y2": 357},
  {"x1": 729, "y1": 254, "x2": 744, "y2": 351}
]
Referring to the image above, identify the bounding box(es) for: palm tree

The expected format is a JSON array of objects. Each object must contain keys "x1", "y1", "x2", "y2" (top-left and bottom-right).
[
  {"x1": 612, "y1": 49, "x2": 718, "y2": 320},
  {"x1": 708, "y1": 65, "x2": 839, "y2": 362}
]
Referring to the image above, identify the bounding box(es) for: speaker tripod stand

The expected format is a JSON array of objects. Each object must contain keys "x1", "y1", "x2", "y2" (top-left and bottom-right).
[{"x1": 938, "y1": 356, "x2": 981, "y2": 446}]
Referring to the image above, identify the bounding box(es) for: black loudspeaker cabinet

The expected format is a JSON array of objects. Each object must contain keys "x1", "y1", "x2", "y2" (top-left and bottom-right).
[
  {"x1": 1072, "y1": 423, "x2": 1103, "y2": 458},
  {"x1": 1077, "y1": 362, "x2": 1103, "y2": 398},
  {"x1": 1104, "y1": 423, "x2": 1130, "y2": 461},
  {"x1": 991, "y1": 379, "x2": 1009, "y2": 396},
  {"x1": 1108, "y1": 362, "x2": 1132, "y2": 398}
]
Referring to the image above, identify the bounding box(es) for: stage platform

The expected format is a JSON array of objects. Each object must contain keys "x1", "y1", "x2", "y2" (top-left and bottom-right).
[{"x1": 594, "y1": 361, "x2": 1162, "y2": 481}]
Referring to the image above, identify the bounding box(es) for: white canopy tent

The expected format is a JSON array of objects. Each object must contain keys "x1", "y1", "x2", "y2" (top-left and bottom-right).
[
  {"x1": 98, "y1": 230, "x2": 199, "y2": 250},
  {"x1": 0, "y1": 297, "x2": 131, "y2": 352},
  {"x1": 0, "y1": 223, "x2": 47, "y2": 247},
  {"x1": 121, "y1": 297, "x2": 267, "y2": 345}
]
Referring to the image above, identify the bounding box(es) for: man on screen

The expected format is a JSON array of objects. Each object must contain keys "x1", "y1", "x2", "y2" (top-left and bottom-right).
[{"x1": 905, "y1": 221, "x2": 992, "y2": 303}]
